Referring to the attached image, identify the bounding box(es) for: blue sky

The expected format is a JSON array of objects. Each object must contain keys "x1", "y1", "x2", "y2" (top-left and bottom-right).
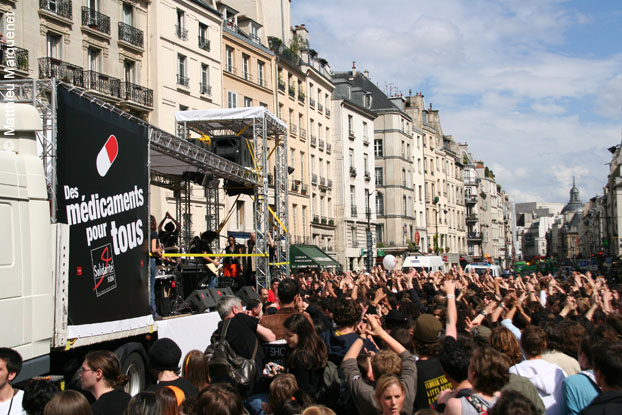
[{"x1": 291, "y1": 0, "x2": 622, "y2": 204}]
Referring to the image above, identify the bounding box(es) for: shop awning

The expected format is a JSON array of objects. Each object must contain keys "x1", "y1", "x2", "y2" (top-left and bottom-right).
[{"x1": 290, "y1": 245, "x2": 340, "y2": 269}]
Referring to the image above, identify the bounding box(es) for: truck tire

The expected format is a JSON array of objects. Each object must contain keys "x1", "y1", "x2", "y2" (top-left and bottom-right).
[{"x1": 122, "y1": 352, "x2": 146, "y2": 396}]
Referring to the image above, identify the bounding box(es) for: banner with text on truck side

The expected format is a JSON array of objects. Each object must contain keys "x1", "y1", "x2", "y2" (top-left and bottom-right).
[{"x1": 56, "y1": 87, "x2": 150, "y2": 326}]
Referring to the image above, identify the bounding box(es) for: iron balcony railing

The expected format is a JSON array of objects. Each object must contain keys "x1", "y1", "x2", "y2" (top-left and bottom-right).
[
  {"x1": 309, "y1": 97, "x2": 315, "y2": 107},
  {"x1": 1, "y1": 46, "x2": 29, "y2": 71},
  {"x1": 319, "y1": 139, "x2": 325, "y2": 150},
  {"x1": 40, "y1": 0, "x2": 72, "y2": 20},
  {"x1": 327, "y1": 179, "x2": 333, "y2": 188},
  {"x1": 84, "y1": 70, "x2": 121, "y2": 97},
  {"x1": 320, "y1": 177, "x2": 326, "y2": 186},
  {"x1": 300, "y1": 128, "x2": 306, "y2": 139},
  {"x1": 326, "y1": 143, "x2": 331, "y2": 153},
  {"x1": 278, "y1": 79, "x2": 285, "y2": 91},
  {"x1": 200, "y1": 82, "x2": 212, "y2": 96},
  {"x1": 257, "y1": 77, "x2": 265, "y2": 88},
  {"x1": 177, "y1": 74, "x2": 189, "y2": 87},
  {"x1": 351, "y1": 205, "x2": 358, "y2": 217},
  {"x1": 290, "y1": 124, "x2": 297, "y2": 136},
  {"x1": 310, "y1": 135, "x2": 317, "y2": 147},
  {"x1": 82, "y1": 7, "x2": 110, "y2": 35},
  {"x1": 326, "y1": 108, "x2": 331, "y2": 117},
  {"x1": 118, "y1": 22, "x2": 143, "y2": 48},
  {"x1": 465, "y1": 194, "x2": 477, "y2": 204},
  {"x1": 39, "y1": 57, "x2": 84, "y2": 87},
  {"x1": 318, "y1": 103, "x2": 323, "y2": 113},
  {"x1": 311, "y1": 174, "x2": 318, "y2": 184},
  {"x1": 175, "y1": 25, "x2": 188, "y2": 40},
  {"x1": 122, "y1": 82, "x2": 153, "y2": 108},
  {"x1": 225, "y1": 65, "x2": 236, "y2": 74},
  {"x1": 198, "y1": 37, "x2": 210, "y2": 51}
]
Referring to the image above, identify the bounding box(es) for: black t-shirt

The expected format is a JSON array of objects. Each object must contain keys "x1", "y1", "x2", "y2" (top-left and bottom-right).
[
  {"x1": 216, "y1": 313, "x2": 265, "y2": 370},
  {"x1": 91, "y1": 389, "x2": 131, "y2": 415},
  {"x1": 414, "y1": 356, "x2": 451, "y2": 410},
  {"x1": 147, "y1": 377, "x2": 199, "y2": 399}
]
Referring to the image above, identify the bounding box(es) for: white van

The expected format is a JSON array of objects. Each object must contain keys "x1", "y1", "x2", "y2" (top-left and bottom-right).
[
  {"x1": 464, "y1": 263, "x2": 502, "y2": 278},
  {"x1": 402, "y1": 256, "x2": 445, "y2": 273}
]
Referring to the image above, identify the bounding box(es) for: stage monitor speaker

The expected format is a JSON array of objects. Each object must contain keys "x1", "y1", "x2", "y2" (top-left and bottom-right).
[
  {"x1": 186, "y1": 289, "x2": 217, "y2": 313},
  {"x1": 237, "y1": 286, "x2": 259, "y2": 306},
  {"x1": 209, "y1": 287, "x2": 234, "y2": 302}
]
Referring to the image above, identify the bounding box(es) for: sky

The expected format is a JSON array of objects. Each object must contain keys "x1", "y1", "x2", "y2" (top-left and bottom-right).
[{"x1": 291, "y1": 0, "x2": 622, "y2": 204}]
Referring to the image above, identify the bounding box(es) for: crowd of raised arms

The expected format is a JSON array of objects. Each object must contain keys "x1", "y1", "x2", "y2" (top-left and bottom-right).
[{"x1": 3, "y1": 265, "x2": 622, "y2": 415}]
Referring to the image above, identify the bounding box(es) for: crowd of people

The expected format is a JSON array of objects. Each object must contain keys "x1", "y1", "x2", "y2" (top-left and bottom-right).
[{"x1": 3, "y1": 263, "x2": 622, "y2": 415}]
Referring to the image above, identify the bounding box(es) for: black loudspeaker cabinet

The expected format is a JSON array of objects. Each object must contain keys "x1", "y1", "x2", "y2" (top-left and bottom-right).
[
  {"x1": 186, "y1": 289, "x2": 217, "y2": 313},
  {"x1": 208, "y1": 287, "x2": 234, "y2": 302},
  {"x1": 237, "y1": 286, "x2": 259, "y2": 306}
]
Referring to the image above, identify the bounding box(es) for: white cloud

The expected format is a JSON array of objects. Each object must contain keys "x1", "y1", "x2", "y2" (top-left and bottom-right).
[{"x1": 291, "y1": 0, "x2": 622, "y2": 203}]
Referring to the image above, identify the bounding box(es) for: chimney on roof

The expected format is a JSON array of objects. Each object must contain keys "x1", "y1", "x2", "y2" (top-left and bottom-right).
[
  {"x1": 363, "y1": 70, "x2": 370, "y2": 79},
  {"x1": 352, "y1": 61, "x2": 356, "y2": 76}
]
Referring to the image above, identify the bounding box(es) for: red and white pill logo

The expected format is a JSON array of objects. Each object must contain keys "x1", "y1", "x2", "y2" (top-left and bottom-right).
[{"x1": 96, "y1": 135, "x2": 118, "y2": 177}]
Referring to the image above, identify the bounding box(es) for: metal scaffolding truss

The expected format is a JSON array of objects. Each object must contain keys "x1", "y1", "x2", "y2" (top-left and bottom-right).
[{"x1": 176, "y1": 108, "x2": 289, "y2": 290}]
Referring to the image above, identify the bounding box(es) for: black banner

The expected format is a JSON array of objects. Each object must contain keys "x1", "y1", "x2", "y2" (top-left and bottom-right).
[{"x1": 56, "y1": 88, "x2": 150, "y2": 325}]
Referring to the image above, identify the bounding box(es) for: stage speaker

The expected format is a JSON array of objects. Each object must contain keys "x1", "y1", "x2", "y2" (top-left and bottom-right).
[
  {"x1": 186, "y1": 289, "x2": 217, "y2": 313},
  {"x1": 237, "y1": 286, "x2": 259, "y2": 306},
  {"x1": 208, "y1": 287, "x2": 234, "y2": 302}
]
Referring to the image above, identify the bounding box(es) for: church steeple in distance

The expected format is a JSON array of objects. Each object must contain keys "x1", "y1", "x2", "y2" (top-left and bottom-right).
[{"x1": 562, "y1": 176, "x2": 583, "y2": 213}]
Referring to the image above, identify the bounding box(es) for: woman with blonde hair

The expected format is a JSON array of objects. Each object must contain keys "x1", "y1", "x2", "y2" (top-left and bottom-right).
[
  {"x1": 181, "y1": 350, "x2": 210, "y2": 392},
  {"x1": 44, "y1": 390, "x2": 92, "y2": 415},
  {"x1": 375, "y1": 374, "x2": 406, "y2": 415},
  {"x1": 302, "y1": 405, "x2": 336, "y2": 415}
]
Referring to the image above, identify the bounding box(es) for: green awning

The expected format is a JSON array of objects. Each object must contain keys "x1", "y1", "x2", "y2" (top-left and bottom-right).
[{"x1": 290, "y1": 244, "x2": 340, "y2": 269}]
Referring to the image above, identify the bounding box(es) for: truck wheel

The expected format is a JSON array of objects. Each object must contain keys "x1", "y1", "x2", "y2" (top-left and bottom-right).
[{"x1": 122, "y1": 352, "x2": 145, "y2": 396}]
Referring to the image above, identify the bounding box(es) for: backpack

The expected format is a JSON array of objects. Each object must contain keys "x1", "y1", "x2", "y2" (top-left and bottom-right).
[
  {"x1": 204, "y1": 318, "x2": 258, "y2": 388},
  {"x1": 314, "y1": 360, "x2": 341, "y2": 403},
  {"x1": 464, "y1": 393, "x2": 493, "y2": 415}
]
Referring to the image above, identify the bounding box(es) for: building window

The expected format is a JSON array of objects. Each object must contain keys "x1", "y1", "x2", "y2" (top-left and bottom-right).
[
  {"x1": 403, "y1": 196, "x2": 407, "y2": 216},
  {"x1": 349, "y1": 149, "x2": 354, "y2": 169},
  {"x1": 242, "y1": 54, "x2": 250, "y2": 80},
  {"x1": 199, "y1": 23, "x2": 209, "y2": 50},
  {"x1": 375, "y1": 167, "x2": 383, "y2": 186},
  {"x1": 122, "y1": 2, "x2": 133, "y2": 25},
  {"x1": 177, "y1": 54, "x2": 188, "y2": 86},
  {"x1": 200, "y1": 64, "x2": 210, "y2": 95},
  {"x1": 236, "y1": 200, "x2": 244, "y2": 229},
  {"x1": 46, "y1": 32, "x2": 62, "y2": 59},
  {"x1": 257, "y1": 60, "x2": 265, "y2": 87},
  {"x1": 376, "y1": 193, "x2": 384, "y2": 216},
  {"x1": 227, "y1": 91, "x2": 237, "y2": 108},
  {"x1": 244, "y1": 97, "x2": 252, "y2": 107},
  {"x1": 176, "y1": 9, "x2": 187, "y2": 40},
  {"x1": 225, "y1": 47, "x2": 234, "y2": 73},
  {"x1": 123, "y1": 59, "x2": 135, "y2": 83},
  {"x1": 374, "y1": 139, "x2": 383, "y2": 157},
  {"x1": 87, "y1": 46, "x2": 101, "y2": 72}
]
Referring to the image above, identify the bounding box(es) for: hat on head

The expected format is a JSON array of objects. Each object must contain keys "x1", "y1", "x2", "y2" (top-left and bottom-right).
[
  {"x1": 385, "y1": 310, "x2": 408, "y2": 325},
  {"x1": 148, "y1": 338, "x2": 181, "y2": 372},
  {"x1": 413, "y1": 314, "x2": 443, "y2": 344},
  {"x1": 471, "y1": 325, "x2": 491, "y2": 344}
]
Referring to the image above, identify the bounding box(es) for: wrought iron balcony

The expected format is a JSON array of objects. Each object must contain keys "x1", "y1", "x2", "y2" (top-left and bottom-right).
[
  {"x1": 351, "y1": 205, "x2": 358, "y2": 217},
  {"x1": 40, "y1": 0, "x2": 72, "y2": 20},
  {"x1": 364, "y1": 171, "x2": 371, "y2": 181},
  {"x1": 327, "y1": 179, "x2": 333, "y2": 188},
  {"x1": 175, "y1": 25, "x2": 188, "y2": 40},
  {"x1": 466, "y1": 213, "x2": 478, "y2": 222},
  {"x1": 298, "y1": 92, "x2": 305, "y2": 103},
  {"x1": 1, "y1": 46, "x2": 29, "y2": 72},
  {"x1": 326, "y1": 108, "x2": 331, "y2": 117},
  {"x1": 311, "y1": 174, "x2": 318, "y2": 184},
  {"x1": 318, "y1": 103, "x2": 323, "y2": 113},
  {"x1": 39, "y1": 57, "x2": 83, "y2": 87},
  {"x1": 278, "y1": 79, "x2": 285, "y2": 91},
  {"x1": 290, "y1": 124, "x2": 297, "y2": 136},
  {"x1": 82, "y1": 7, "x2": 110, "y2": 35},
  {"x1": 313, "y1": 215, "x2": 320, "y2": 223},
  {"x1": 84, "y1": 70, "x2": 121, "y2": 97},
  {"x1": 363, "y1": 136, "x2": 370, "y2": 145},
  {"x1": 301, "y1": 183, "x2": 308, "y2": 194},
  {"x1": 300, "y1": 128, "x2": 306, "y2": 140},
  {"x1": 309, "y1": 97, "x2": 315, "y2": 108},
  {"x1": 198, "y1": 37, "x2": 210, "y2": 51},
  {"x1": 200, "y1": 82, "x2": 212, "y2": 96},
  {"x1": 348, "y1": 129, "x2": 355, "y2": 139},
  {"x1": 121, "y1": 81, "x2": 153, "y2": 108},
  {"x1": 225, "y1": 65, "x2": 236, "y2": 74},
  {"x1": 288, "y1": 85, "x2": 295, "y2": 97},
  {"x1": 257, "y1": 77, "x2": 266, "y2": 88},
  {"x1": 243, "y1": 71, "x2": 252, "y2": 81},
  {"x1": 467, "y1": 232, "x2": 483, "y2": 241},
  {"x1": 177, "y1": 74, "x2": 189, "y2": 87},
  {"x1": 118, "y1": 23, "x2": 143, "y2": 48},
  {"x1": 319, "y1": 139, "x2": 325, "y2": 150},
  {"x1": 465, "y1": 194, "x2": 477, "y2": 204},
  {"x1": 320, "y1": 177, "x2": 326, "y2": 186},
  {"x1": 310, "y1": 135, "x2": 317, "y2": 147},
  {"x1": 349, "y1": 166, "x2": 357, "y2": 177},
  {"x1": 326, "y1": 143, "x2": 331, "y2": 153}
]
